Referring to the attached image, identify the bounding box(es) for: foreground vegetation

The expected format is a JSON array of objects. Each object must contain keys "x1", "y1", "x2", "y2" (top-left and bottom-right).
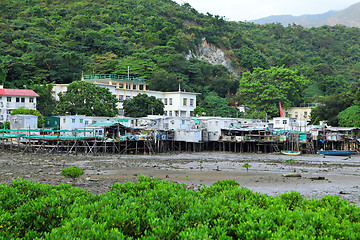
[{"x1": 1, "y1": 176, "x2": 359, "y2": 239}]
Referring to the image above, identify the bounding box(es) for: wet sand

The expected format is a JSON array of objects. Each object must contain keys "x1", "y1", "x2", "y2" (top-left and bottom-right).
[{"x1": 1, "y1": 151, "x2": 359, "y2": 205}]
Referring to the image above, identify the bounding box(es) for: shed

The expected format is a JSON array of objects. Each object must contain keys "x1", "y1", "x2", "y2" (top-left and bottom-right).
[
  {"x1": 10, "y1": 115, "x2": 38, "y2": 130},
  {"x1": 44, "y1": 116, "x2": 60, "y2": 130}
]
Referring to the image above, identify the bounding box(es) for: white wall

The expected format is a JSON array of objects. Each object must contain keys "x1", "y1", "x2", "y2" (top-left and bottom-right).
[
  {"x1": 53, "y1": 83, "x2": 198, "y2": 117},
  {"x1": 59, "y1": 115, "x2": 86, "y2": 131},
  {"x1": 10, "y1": 115, "x2": 38, "y2": 130},
  {"x1": 0, "y1": 96, "x2": 37, "y2": 122}
]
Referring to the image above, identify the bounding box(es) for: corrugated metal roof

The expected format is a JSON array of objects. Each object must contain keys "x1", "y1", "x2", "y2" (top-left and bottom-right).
[{"x1": 0, "y1": 89, "x2": 39, "y2": 97}]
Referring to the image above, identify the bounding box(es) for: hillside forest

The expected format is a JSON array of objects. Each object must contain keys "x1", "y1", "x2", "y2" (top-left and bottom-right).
[{"x1": 1, "y1": 0, "x2": 360, "y2": 125}]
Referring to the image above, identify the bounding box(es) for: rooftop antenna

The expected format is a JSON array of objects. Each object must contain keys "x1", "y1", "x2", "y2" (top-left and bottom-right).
[
  {"x1": 81, "y1": 71, "x2": 84, "y2": 81},
  {"x1": 178, "y1": 83, "x2": 181, "y2": 92}
]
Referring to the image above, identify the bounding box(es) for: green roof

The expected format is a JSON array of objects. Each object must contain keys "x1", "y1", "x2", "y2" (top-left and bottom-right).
[
  {"x1": 83, "y1": 74, "x2": 145, "y2": 83},
  {"x1": 88, "y1": 122, "x2": 118, "y2": 127},
  {"x1": 0, "y1": 129, "x2": 94, "y2": 133},
  {"x1": 22, "y1": 135, "x2": 105, "y2": 141},
  {"x1": 0, "y1": 133, "x2": 26, "y2": 138}
]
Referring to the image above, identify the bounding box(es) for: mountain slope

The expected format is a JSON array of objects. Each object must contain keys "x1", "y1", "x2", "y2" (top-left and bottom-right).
[
  {"x1": 317, "y1": 2, "x2": 360, "y2": 27},
  {"x1": 251, "y1": 11, "x2": 337, "y2": 27}
]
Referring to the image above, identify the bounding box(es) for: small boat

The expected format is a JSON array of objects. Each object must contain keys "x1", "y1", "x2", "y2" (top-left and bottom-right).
[
  {"x1": 317, "y1": 150, "x2": 356, "y2": 156},
  {"x1": 281, "y1": 150, "x2": 301, "y2": 156}
]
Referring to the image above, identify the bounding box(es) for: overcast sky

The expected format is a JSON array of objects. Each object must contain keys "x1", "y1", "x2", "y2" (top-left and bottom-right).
[{"x1": 173, "y1": 0, "x2": 360, "y2": 21}]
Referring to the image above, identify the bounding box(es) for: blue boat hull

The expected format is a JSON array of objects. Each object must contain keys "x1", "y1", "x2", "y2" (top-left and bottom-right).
[{"x1": 318, "y1": 150, "x2": 356, "y2": 156}]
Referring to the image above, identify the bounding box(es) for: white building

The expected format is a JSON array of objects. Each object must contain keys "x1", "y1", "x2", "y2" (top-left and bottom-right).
[
  {"x1": 197, "y1": 117, "x2": 238, "y2": 141},
  {"x1": 10, "y1": 115, "x2": 38, "y2": 130},
  {"x1": 269, "y1": 117, "x2": 308, "y2": 131},
  {"x1": 0, "y1": 86, "x2": 39, "y2": 122},
  {"x1": 84, "y1": 116, "x2": 117, "y2": 126},
  {"x1": 58, "y1": 115, "x2": 86, "y2": 131},
  {"x1": 136, "y1": 116, "x2": 202, "y2": 143},
  {"x1": 53, "y1": 74, "x2": 199, "y2": 117}
]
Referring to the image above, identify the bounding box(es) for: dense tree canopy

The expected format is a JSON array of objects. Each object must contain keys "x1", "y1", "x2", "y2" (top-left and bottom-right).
[
  {"x1": 2, "y1": 0, "x2": 360, "y2": 121},
  {"x1": 237, "y1": 67, "x2": 308, "y2": 118},
  {"x1": 310, "y1": 93, "x2": 352, "y2": 126},
  {"x1": 199, "y1": 92, "x2": 239, "y2": 118},
  {"x1": 53, "y1": 81, "x2": 118, "y2": 117},
  {"x1": 123, "y1": 94, "x2": 164, "y2": 118},
  {"x1": 337, "y1": 106, "x2": 360, "y2": 127}
]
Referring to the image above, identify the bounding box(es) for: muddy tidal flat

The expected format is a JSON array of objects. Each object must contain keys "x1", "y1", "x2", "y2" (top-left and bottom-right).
[{"x1": 1, "y1": 151, "x2": 360, "y2": 205}]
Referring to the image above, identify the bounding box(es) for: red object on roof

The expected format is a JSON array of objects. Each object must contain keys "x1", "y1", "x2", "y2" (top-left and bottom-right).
[{"x1": 0, "y1": 89, "x2": 39, "y2": 97}]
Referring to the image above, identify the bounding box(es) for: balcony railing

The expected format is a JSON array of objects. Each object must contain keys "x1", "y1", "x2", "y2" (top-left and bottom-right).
[{"x1": 83, "y1": 74, "x2": 145, "y2": 84}]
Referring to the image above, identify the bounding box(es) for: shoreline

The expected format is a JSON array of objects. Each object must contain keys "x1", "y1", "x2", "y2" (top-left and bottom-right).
[{"x1": 1, "y1": 151, "x2": 360, "y2": 205}]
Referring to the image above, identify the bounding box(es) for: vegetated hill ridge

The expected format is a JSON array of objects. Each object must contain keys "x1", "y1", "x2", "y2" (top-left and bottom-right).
[{"x1": 2, "y1": 0, "x2": 360, "y2": 120}]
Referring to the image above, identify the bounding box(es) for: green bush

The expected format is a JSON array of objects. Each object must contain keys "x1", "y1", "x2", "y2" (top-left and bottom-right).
[
  {"x1": 61, "y1": 166, "x2": 84, "y2": 185},
  {"x1": 1, "y1": 176, "x2": 360, "y2": 239}
]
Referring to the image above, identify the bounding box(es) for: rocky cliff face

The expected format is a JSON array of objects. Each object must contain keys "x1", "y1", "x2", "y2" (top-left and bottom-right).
[{"x1": 185, "y1": 38, "x2": 238, "y2": 76}]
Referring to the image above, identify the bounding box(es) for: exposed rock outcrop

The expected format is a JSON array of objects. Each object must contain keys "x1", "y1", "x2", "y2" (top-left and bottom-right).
[{"x1": 186, "y1": 38, "x2": 238, "y2": 76}]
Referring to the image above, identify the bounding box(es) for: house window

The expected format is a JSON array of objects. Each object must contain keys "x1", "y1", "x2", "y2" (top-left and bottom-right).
[
  {"x1": 21, "y1": 98, "x2": 25, "y2": 103},
  {"x1": 72, "y1": 119, "x2": 75, "y2": 123},
  {"x1": 183, "y1": 98, "x2": 187, "y2": 106},
  {"x1": 119, "y1": 95, "x2": 124, "y2": 102},
  {"x1": 7, "y1": 110, "x2": 12, "y2": 114},
  {"x1": 126, "y1": 96, "x2": 131, "y2": 100},
  {"x1": 169, "y1": 98, "x2": 172, "y2": 105},
  {"x1": 16, "y1": 97, "x2": 20, "y2": 102},
  {"x1": 275, "y1": 120, "x2": 280, "y2": 124},
  {"x1": 126, "y1": 84, "x2": 130, "y2": 89},
  {"x1": 164, "y1": 98, "x2": 168, "y2": 105},
  {"x1": 190, "y1": 99, "x2": 194, "y2": 106},
  {"x1": 7, "y1": 97, "x2": 11, "y2": 102},
  {"x1": 29, "y1": 98, "x2": 34, "y2": 103},
  {"x1": 304, "y1": 112, "x2": 308, "y2": 118},
  {"x1": 63, "y1": 119, "x2": 66, "y2": 123},
  {"x1": 169, "y1": 111, "x2": 172, "y2": 116},
  {"x1": 80, "y1": 119, "x2": 83, "y2": 123},
  {"x1": 295, "y1": 112, "x2": 298, "y2": 118},
  {"x1": 133, "y1": 84, "x2": 137, "y2": 90},
  {"x1": 139, "y1": 85, "x2": 144, "y2": 90},
  {"x1": 283, "y1": 120, "x2": 287, "y2": 124},
  {"x1": 85, "y1": 121, "x2": 89, "y2": 125}
]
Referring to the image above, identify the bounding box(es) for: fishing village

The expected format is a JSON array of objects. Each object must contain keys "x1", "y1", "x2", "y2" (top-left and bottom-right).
[
  {"x1": 1, "y1": 74, "x2": 359, "y2": 157},
  {"x1": 2, "y1": 114, "x2": 359, "y2": 156}
]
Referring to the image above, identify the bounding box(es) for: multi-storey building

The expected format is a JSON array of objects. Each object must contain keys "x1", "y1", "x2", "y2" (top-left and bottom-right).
[
  {"x1": 0, "y1": 85, "x2": 39, "y2": 122},
  {"x1": 53, "y1": 74, "x2": 199, "y2": 117}
]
